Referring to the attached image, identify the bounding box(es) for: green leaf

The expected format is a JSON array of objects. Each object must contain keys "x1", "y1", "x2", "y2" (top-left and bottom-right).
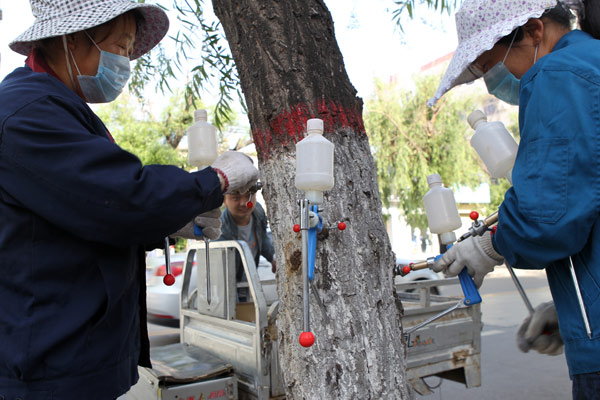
[
  {"x1": 364, "y1": 75, "x2": 513, "y2": 232},
  {"x1": 129, "y1": 0, "x2": 243, "y2": 132}
]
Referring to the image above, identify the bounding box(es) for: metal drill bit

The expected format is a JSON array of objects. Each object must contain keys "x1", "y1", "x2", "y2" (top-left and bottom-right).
[
  {"x1": 568, "y1": 256, "x2": 592, "y2": 339},
  {"x1": 506, "y1": 263, "x2": 535, "y2": 315},
  {"x1": 205, "y1": 237, "x2": 211, "y2": 305},
  {"x1": 301, "y1": 199, "x2": 310, "y2": 333},
  {"x1": 164, "y1": 236, "x2": 171, "y2": 276},
  {"x1": 310, "y1": 281, "x2": 330, "y2": 325}
]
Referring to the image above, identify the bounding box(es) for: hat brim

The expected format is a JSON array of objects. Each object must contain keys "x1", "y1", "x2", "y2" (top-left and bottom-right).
[
  {"x1": 427, "y1": 6, "x2": 552, "y2": 107},
  {"x1": 9, "y1": 2, "x2": 169, "y2": 60}
]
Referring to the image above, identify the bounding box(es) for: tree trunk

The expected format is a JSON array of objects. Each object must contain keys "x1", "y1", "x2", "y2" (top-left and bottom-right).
[{"x1": 213, "y1": 1, "x2": 411, "y2": 398}]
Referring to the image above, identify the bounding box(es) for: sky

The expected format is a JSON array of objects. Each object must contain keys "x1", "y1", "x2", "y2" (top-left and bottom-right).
[{"x1": 0, "y1": 0, "x2": 458, "y2": 108}]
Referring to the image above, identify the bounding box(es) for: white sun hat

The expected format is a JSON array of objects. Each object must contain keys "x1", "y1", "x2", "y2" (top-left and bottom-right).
[
  {"x1": 9, "y1": 0, "x2": 170, "y2": 60},
  {"x1": 427, "y1": 0, "x2": 558, "y2": 107}
]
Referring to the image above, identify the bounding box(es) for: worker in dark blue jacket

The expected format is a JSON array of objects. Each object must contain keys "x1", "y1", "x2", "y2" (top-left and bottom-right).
[
  {"x1": 429, "y1": 1, "x2": 600, "y2": 398},
  {"x1": 0, "y1": 1, "x2": 258, "y2": 399}
]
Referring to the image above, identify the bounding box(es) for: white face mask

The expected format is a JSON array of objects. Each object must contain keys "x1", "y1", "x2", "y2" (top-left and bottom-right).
[{"x1": 62, "y1": 33, "x2": 131, "y2": 103}]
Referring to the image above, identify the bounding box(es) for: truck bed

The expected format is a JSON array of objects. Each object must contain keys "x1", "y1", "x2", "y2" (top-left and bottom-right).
[
  {"x1": 127, "y1": 343, "x2": 237, "y2": 399},
  {"x1": 396, "y1": 278, "x2": 482, "y2": 395}
]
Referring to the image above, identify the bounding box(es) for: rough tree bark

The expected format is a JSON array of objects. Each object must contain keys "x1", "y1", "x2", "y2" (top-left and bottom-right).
[{"x1": 213, "y1": 1, "x2": 411, "y2": 398}]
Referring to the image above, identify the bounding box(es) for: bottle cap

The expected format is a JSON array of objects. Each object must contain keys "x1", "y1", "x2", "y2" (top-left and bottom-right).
[
  {"x1": 427, "y1": 173, "x2": 442, "y2": 186},
  {"x1": 440, "y1": 231, "x2": 457, "y2": 245},
  {"x1": 305, "y1": 190, "x2": 324, "y2": 204},
  {"x1": 307, "y1": 118, "x2": 324, "y2": 134},
  {"x1": 194, "y1": 109, "x2": 208, "y2": 122},
  {"x1": 467, "y1": 110, "x2": 487, "y2": 129}
]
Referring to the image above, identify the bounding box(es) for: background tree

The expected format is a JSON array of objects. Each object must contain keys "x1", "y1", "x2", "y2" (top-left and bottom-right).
[
  {"x1": 365, "y1": 76, "x2": 520, "y2": 234},
  {"x1": 391, "y1": 0, "x2": 461, "y2": 31},
  {"x1": 130, "y1": 0, "x2": 243, "y2": 130},
  {"x1": 365, "y1": 75, "x2": 482, "y2": 233},
  {"x1": 95, "y1": 92, "x2": 188, "y2": 167}
]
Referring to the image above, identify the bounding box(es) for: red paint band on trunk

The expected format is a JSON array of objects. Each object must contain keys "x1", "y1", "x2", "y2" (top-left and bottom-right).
[{"x1": 253, "y1": 100, "x2": 365, "y2": 159}]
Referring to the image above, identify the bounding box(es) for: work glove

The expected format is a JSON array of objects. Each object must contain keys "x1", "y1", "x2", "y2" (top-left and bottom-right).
[
  {"x1": 211, "y1": 151, "x2": 259, "y2": 194},
  {"x1": 516, "y1": 301, "x2": 563, "y2": 356},
  {"x1": 171, "y1": 208, "x2": 222, "y2": 240},
  {"x1": 432, "y1": 231, "x2": 504, "y2": 288}
]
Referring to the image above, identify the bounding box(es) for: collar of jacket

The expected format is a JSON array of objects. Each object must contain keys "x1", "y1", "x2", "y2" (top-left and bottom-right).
[{"x1": 26, "y1": 48, "x2": 61, "y2": 80}]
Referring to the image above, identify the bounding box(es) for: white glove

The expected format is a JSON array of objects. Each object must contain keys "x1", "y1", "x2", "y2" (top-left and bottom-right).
[
  {"x1": 171, "y1": 208, "x2": 222, "y2": 240},
  {"x1": 432, "y1": 231, "x2": 504, "y2": 288},
  {"x1": 211, "y1": 151, "x2": 259, "y2": 194},
  {"x1": 516, "y1": 301, "x2": 563, "y2": 356}
]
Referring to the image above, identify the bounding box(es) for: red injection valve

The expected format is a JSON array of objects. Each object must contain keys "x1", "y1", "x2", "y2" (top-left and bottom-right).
[
  {"x1": 299, "y1": 331, "x2": 315, "y2": 347},
  {"x1": 163, "y1": 274, "x2": 175, "y2": 286}
]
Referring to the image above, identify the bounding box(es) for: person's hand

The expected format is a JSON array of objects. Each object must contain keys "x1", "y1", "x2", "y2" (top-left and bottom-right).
[
  {"x1": 193, "y1": 208, "x2": 222, "y2": 240},
  {"x1": 516, "y1": 301, "x2": 563, "y2": 356},
  {"x1": 271, "y1": 260, "x2": 276, "y2": 274},
  {"x1": 211, "y1": 151, "x2": 259, "y2": 194},
  {"x1": 171, "y1": 208, "x2": 222, "y2": 240},
  {"x1": 432, "y1": 231, "x2": 504, "y2": 288}
]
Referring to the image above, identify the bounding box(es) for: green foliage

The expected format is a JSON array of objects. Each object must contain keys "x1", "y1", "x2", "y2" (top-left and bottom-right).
[
  {"x1": 129, "y1": 0, "x2": 243, "y2": 131},
  {"x1": 392, "y1": 0, "x2": 462, "y2": 31},
  {"x1": 95, "y1": 92, "x2": 187, "y2": 168},
  {"x1": 365, "y1": 75, "x2": 485, "y2": 232},
  {"x1": 174, "y1": 239, "x2": 189, "y2": 252}
]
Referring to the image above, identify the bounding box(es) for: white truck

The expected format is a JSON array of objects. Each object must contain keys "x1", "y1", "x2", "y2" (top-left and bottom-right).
[{"x1": 126, "y1": 240, "x2": 481, "y2": 399}]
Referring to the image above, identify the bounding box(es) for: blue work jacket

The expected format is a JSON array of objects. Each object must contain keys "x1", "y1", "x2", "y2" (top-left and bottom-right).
[
  {"x1": 0, "y1": 66, "x2": 223, "y2": 398},
  {"x1": 493, "y1": 30, "x2": 600, "y2": 377}
]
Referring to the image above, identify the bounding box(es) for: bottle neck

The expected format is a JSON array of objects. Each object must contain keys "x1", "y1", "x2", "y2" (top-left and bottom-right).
[{"x1": 472, "y1": 119, "x2": 486, "y2": 130}]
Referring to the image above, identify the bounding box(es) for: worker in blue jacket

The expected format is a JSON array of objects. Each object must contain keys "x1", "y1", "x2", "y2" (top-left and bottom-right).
[
  {"x1": 219, "y1": 191, "x2": 276, "y2": 281},
  {"x1": 429, "y1": 0, "x2": 600, "y2": 398},
  {"x1": 0, "y1": 1, "x2": 258, "y2": 399}
]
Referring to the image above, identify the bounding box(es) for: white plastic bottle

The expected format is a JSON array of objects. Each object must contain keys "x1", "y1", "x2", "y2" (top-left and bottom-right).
[
  {"x1": 187, "y1": 109, "x2": 218, "y2": 168},
  {"x1": 423, "y1": 174, "x2": 462, "y2": 245},
  {"x1": 295, "y1": 118, "x2": 334, "y2": 204},
  {"x1": 467, "y1": 110, "x2": 518, "y2": 184}
]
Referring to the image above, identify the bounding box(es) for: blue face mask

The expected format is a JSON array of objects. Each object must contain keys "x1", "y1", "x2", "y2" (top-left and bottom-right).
[
  {"x1": 482, "y1": 31, "x2": 539, "y2": 106},
  {"x1": 484, "y1": 62, "x2": 521, "y2": 106},
  {"x1": 65, "y1": 33, "x2": 131, "y2": 103}
]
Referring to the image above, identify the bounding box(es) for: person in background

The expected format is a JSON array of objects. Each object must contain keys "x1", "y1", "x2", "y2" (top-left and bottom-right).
[
  {"x1": 219, "y1": 190, "x2": 276, "y2": 281},
  {"x1": 0, "y1": 1, "x2": 257, "y2": 398},
  {"x1": 428, "y1": 1, "x2": 600, "y2": 398}
]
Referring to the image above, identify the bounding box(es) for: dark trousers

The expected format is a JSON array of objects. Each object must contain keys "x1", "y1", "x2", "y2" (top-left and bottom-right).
[{"x1": 573, "y1": 372, "x2": 600, "y2": 400}]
